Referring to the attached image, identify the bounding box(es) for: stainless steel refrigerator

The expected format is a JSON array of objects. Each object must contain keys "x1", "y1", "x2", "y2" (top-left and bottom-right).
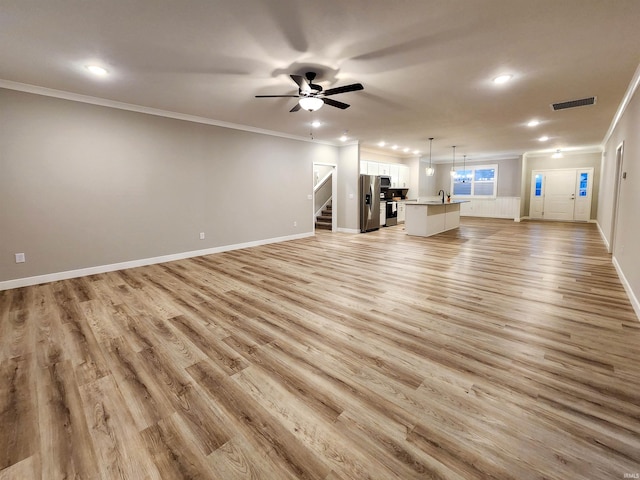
[{"x1": 360, "y1": 174, "x2": 381, "y2": 232}]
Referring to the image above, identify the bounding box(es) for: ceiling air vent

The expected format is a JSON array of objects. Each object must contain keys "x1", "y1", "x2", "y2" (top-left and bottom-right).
[{"x1": 551, "y1": 96, "x2": 596, "y2": 111}]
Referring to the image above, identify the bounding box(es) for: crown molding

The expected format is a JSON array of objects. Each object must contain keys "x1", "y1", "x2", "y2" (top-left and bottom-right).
[
  {"x1": 0, "y1": 79, "x2": 339, "y2": 147},
  {"x1": 523, "y1": 144, "x2": 602, "y2": 158},
  {"x1": 602, "y1": 62, "x2": 640, "y2": 146},
  {"x1": 360, "y1": 146, "x2": 416, "y2": 159}
]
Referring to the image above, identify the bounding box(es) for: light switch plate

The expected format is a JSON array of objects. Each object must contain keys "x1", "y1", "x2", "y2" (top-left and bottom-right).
[{"x1": 15, "y1": 253, "x2": 25, "y2": 263}]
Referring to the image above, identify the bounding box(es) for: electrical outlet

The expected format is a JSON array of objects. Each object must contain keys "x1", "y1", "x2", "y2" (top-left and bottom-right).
[
  {"x1": 293, "y1": 221, "x2": 297, "y2": 227},
  {"x1": 15, "y1": 253, "x2": 25, "y2": 263},
  {"x1": 307, "y1": 194, "x2": 312, "y2": 200},
  {"x1": 199, "y1": 232, "x2": 205, "y2": 240}
]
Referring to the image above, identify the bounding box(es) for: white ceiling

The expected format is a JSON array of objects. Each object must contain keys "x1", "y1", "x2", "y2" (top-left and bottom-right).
[{"x1": 2, "y1": 0, "x2": 639, "y2": 162}]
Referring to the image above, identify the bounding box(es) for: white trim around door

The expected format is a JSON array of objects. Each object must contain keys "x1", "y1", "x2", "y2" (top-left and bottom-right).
[{"x1": 529, "y1": 167, "x2": 594, "y2": 221}]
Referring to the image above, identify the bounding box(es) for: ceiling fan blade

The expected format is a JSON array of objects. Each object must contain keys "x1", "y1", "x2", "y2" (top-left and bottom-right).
[
  {"x1": 303, "y1": 71, "x2": 323, "y2": 92},
  {"x1": 255, "y1": 95, "x2": 300, "y2": 98},
  {"x1": 289, "y1": 103, "x2": 302, "y2": 112},
  {"x1": 290, "y1": 74, "x2": 311, "y2": 93},
  {"x1": 322, "y1": 98, "x2": 350, "y2": 109},
  {"x1": 323, "y1": 83, "x2": 364, "y2": 96}
]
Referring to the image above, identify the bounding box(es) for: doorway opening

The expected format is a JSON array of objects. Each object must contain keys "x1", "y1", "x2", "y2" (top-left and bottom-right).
[
  {"x1": 313, "y1": 163, "x2": 337, "y2": 232},
  {"x1": 610, "y1": 142, "x2": 624, "y2": 253}
]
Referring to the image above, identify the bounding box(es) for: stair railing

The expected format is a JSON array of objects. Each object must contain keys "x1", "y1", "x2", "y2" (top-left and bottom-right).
[{"x1": 314, "y1": 171, "x2": 333, "y2": 217}]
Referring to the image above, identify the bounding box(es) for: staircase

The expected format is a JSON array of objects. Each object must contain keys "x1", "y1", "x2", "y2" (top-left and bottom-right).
[{"x1": 315, "y1": 204, "x2": 332, "y2": 230}]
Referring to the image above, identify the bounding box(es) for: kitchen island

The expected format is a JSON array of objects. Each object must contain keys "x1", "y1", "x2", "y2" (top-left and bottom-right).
[{"x1": 405, "y1": 201, "x2": 468, "y2": 237}]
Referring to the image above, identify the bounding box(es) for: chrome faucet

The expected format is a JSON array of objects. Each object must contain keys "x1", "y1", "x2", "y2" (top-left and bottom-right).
[{"x1": 438, "y1": 189, "x2": 445, "y2": 203}]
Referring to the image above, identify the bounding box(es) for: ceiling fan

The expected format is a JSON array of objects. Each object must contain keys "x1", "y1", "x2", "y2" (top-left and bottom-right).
[{"x1": 255, "y1": 72, "x2": 364, "y2": 112}]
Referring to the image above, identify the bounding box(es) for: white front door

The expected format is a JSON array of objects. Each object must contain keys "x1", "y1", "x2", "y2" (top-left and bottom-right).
[
  {"x1": 529, "y1": 168, "x2": 594, "y2": 221},
  {"x1": 543, "y1": 170, "x2": 577, "y2": 220}
]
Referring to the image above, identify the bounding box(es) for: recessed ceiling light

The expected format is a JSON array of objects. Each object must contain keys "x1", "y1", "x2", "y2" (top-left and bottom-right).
[
  {"x1": 311, "y1": 120, "x2": 322, "y2": 128},
  {"x1": 86, "y1": 65, "x2": 108, "y2": 76},
  {"x1": 391, "y1": 145, "x2": 399, "y2": 150},
  {"x1": 403, "y1": 147, "x2": 410, "y2": 153},
  {"x1": 538, "y1": 136, "x2": 549, "y2": 142},
  {"x1": 378, "y1": 141, "x2": 386, "y2": 147},
  {"x1": 413, "y1": 150, "x2": 420, "y2": 155},
  {"x1": 527, "y1": 119, "x2": 540, "y2": 127},
  {"x1": 493, "y1": 74, "x2": 512, "y2": 84},
  {"x1": 340, "y1": 135, "x2": 348, "y2": 142}
]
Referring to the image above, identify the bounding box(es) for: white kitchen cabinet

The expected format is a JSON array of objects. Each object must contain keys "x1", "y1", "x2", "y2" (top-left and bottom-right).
[
  {"x1": 397, "y1": 202, "x2": 406, "y2": 223},
  {"x1": 361, "y1": 161, "x2": 411, "y2": 190},
  {"x1": 405, "y1": 203, "x2": 464, "y2": 237},
  {"x1": 389, "y1": 165, "x2": 399, "y2": 187},
  {"x1": 398, "y1": 165, "x2": 410, "y2": 188}
]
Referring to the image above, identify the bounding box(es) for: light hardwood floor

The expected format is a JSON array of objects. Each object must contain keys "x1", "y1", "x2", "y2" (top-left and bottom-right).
[{"x1": 1, "y1": 218, "x2": 639, "y2": 479}]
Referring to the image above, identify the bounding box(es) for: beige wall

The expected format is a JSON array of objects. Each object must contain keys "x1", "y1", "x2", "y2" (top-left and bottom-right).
[
  {"x1": 360, "y1": 149, "x2": 404, "y2": 165},
  {"x1": 0, "y1": 88, "x2": 340, "y2": 283},
  {"x1": 338, "y1": 144, "x2": 359, "y2": 231},
  {"x1": 599, "y1": 81, "x2": 640, "y2": 314},
  {"x1": 419, "y1": 156, "x2": 522, "y2": 199}
]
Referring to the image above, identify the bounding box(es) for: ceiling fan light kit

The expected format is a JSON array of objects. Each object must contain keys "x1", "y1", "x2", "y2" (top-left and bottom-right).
[
  {"x1": 256, "y1": 71, "x2": 363, "y2": 113},
  {"x1": 298, "y1": 96, "x2": 324, "y2": 111}
]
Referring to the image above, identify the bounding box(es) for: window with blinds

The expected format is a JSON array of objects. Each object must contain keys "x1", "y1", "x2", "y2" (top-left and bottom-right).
[{"x1": 451, "y1": 164, "x2": 498, "y2": 198}]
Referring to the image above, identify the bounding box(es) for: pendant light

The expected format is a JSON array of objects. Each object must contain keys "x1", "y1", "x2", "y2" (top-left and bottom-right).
[
  {"x1": 462, "y1": 154, "x2": 467, "y2": 183},
  {"x1": 450, "y1": 145, "x2": 456, "y2": 177},
  {"x1": 425, "y1": 137, "x2": 435, "y2": 176}
]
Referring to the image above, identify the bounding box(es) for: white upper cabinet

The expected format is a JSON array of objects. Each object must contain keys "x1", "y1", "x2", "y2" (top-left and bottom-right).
[
  {"x1": 398, "y1": 165, "x2": 410, "y2": 188},
  {"x1": 389, "y1": 165, "x2": 399, "y2": 187},
  {"x1": 361, "y1": 160, "x2": 412, "y2": 190}
]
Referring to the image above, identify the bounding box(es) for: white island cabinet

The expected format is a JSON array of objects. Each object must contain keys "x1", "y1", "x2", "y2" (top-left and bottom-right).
[
  {"x1": 397, "y1": 202, "x2": 406, "y2": 223},
  {"x1": 405, "y1": 201, "x2": 468, "y2": 237}
]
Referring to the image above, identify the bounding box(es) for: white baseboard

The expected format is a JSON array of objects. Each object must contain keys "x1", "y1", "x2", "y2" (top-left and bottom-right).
[
  {"x1": 337, "y1": 228, "x2": 360, "y2": 234},
  {"x1": 612, "y1": 256, "x2": 640, "y2": 322},
  {"x1": 596, "y1": 221, "x2": 611, "y2": 252},
  {"x1": 0, "y1": 232, "x2": 314, "y2": 291}
]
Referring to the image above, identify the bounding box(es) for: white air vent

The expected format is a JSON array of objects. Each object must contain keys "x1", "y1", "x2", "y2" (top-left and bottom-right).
[{"x1": 551, "y1": 97, "x2": 597, "y2": 111}]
